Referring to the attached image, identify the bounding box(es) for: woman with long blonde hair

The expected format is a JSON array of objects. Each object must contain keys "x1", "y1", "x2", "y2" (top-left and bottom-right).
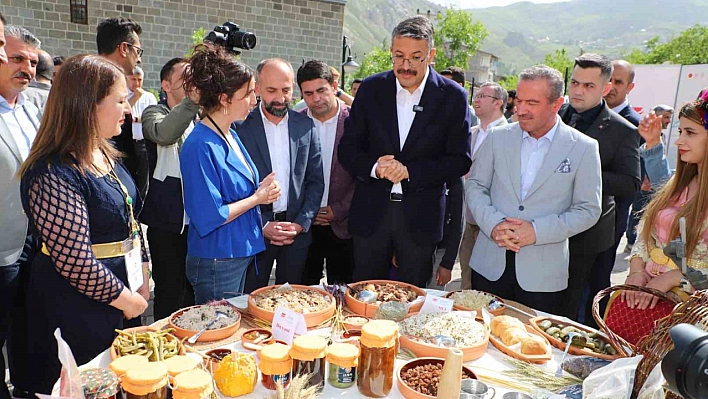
[{"x1": 624, "y1": 94, "x2": 708, "y2": 310}]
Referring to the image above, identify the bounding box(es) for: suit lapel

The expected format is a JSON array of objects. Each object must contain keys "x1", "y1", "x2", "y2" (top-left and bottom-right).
[
  {"x1": 469, "y1": 126, "x2": 480, "y2": 158},
  {"x1": 584, "y1": 106, "x2": 612, "y2": 140},
  {"x1": 402, "y1": 67, "x2": 442, "y2": 153},
  {"x1": 288, "y1": 112, "x2": 300, "y2": 186},
  {"x1": 504, "y1": 125, "x2": 523, "y2": 202},
  {"x1": 0, "y1": 118, "x2": 22, "y2": 163},
  {"x1": 524, "y1": 123, "x2": 576, "y2": 199},
  {"x1": 381, "y1": 72, "x2": 401, "y2": 152}
]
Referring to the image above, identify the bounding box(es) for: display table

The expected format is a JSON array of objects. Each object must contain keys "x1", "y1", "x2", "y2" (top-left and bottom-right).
[{"x1": 61, "y1": 290, "x2": 582, "y2": 399}]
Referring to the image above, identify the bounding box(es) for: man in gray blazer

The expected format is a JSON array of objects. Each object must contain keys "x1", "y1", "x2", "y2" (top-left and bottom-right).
[
  {"x1": 0, "y1": 24, "x2": 41, "y2": 399},
  {"x1": 236, "y1": 59, "x2": 324, "y2": 291},
  {"x1": 466, "y1": 65, "x2": 602, "y2": 314}
]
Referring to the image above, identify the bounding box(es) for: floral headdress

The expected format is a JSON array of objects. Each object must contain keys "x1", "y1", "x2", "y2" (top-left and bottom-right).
[{"x1": 697, "y1": 90, "x2": 708, "y2": 130}]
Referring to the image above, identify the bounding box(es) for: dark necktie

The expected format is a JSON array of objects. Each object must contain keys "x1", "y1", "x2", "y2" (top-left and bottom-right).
[{"x1": 569, "y1": 113, "x2": 582, "y2": 128}]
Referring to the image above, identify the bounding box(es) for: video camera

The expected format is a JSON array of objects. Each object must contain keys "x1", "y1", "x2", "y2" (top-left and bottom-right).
[
  {"x1": 663, "y1": 323, "x2": 708, "y2": 399},
  {"x1": 204, "y1": 22, "x2": 257, "y2": 55}
]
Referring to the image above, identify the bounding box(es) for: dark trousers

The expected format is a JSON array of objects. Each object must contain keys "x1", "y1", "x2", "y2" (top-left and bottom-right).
[
  {"x1": 626, "y1": 190, "x2": 651, "y2": 245},
  {"x1": 351, "y1": 201, "x2": 437, "y2": 288},
  {"x1": 244, "y1": 241, "x2": 310, "y2": 292},
  {"x1": 615, "y1": 195, "x2": 633, "y2": 246},
  {"x1": 301, "y1": 225, "x2": 354, "y2": 285},
  {"x1": 579, "y1": 247, "x2": 618, "y2": 328},
  {"x1": 133, "y1": 140, "x2": 150, "y2": 200},
  {"x1": 561, "y1": 253, "x2": 599, "y2": 320},
  {"x1": 472, "y1": 250, "x2": 564, "y2": 315},
  {"x1": 1, "y1": 235, "x2": 34, "y2": 398},
  {"x1": 147, "y1": 226, "x2": 194, "y2": 320}
]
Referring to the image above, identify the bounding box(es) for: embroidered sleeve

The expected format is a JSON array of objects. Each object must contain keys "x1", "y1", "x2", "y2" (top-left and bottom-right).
[
  {"x1": 630, "y1": 219, "x2": 651, "y2": 263},
  {"x1": 27, "y1": 171, "x2": 125, "y2": 303}
]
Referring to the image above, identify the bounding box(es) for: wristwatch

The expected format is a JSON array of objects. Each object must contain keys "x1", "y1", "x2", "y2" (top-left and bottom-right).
[{"x1": 336, "y1": 89, "x2": 343, "y2": 98}]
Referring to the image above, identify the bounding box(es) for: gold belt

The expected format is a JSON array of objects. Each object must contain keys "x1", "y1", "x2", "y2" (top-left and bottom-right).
[{"x1": 41, "y1": 237, "x2": 139, "y2": 260}]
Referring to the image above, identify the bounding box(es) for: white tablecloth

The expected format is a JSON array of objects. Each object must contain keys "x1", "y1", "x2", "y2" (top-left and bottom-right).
[{"x1": 59, "y1": 290, "x2": 585, "y2": 398}]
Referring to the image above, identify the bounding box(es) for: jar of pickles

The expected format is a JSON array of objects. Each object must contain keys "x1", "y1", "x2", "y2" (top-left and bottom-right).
[
  {"x1": 120, "y1": 362, "x2": 169, "y2": 399},
  {"x1": 258, "y1": 343, "x2": 292, "y2": 390},
  {"x1": 290, "y1": 335, "x2": 327, "y2": 389},
  {"x1": 357, "y1": 319, "x2": 399, "y2": 398},
  {"x1": 326, "y1": 342, "x2": 358, "y2": 389}
]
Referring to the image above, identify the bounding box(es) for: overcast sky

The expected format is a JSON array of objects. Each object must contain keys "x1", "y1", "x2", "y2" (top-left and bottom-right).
[{"x1": 429, "y1": 0, "x2": 571, "y2": 8}]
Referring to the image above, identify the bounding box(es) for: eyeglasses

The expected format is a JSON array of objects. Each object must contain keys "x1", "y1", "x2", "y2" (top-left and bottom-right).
[
  {"x1": 391, "y1": 54, "x2": 428, "y2": 68},
  {"x1": 474, "y1": 93, "x2": 500, "y2": 100},
  {"x1": 123, "y1": 42, "x2": 144, "y2": 57}
]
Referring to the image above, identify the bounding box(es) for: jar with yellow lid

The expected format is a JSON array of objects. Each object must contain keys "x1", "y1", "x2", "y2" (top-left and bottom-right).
[
  {"x1": 120, "y1": 362, "x2": 169, "y2": 399},
  {"x1": 326, "y1": 342, "x2": 358, "y2": 389},
  {"x1": 258, "y1": 343, "x2": 292, "y2": 390},
  {"x1": 289, "y1": 335, "x2": 327, "y2": 389},
  {"x1": 171, "y1": 369, "x2": 213, "y2": 399},
  {"x1": 357, "y1": 320, "x2": 399, "y2": 398},
  {"x1": 162, "y1": 355, "x2": 200, "y2": 380},
  {"x1": 108, "y1": 355, "x2": 149, "y2": 378}
]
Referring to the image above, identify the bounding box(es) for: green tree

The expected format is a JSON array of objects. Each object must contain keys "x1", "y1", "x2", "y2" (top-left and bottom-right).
[
  {"x1": 498, "y1": 74, "x2": 519, "y2": 91},
  {"x1": 350, "y1": 41, "x2": 392, "y2": 81},
  {"x1": 543, "y1": 48, "x2": 574, "y2": 75},
  {"x1": 433, "y1": 9, "x2": 488, "y2": 72},
  {"x1": 186, "y1": 27, "x2": 207, "y2": 57},
  {"x1": 624, "y1": 25, "x2": 708, "y2": 65}
]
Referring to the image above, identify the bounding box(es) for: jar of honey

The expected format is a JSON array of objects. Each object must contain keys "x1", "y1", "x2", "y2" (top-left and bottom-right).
[
  {"x1": 357, "y1": 320, "x2": 399, "y2": 398},
  {"x1": 258, "y1": 343, "x2": 292, "y2": 390},
  {"x1": 290, "y1": 335, "x2": 327, "y2": 389}
]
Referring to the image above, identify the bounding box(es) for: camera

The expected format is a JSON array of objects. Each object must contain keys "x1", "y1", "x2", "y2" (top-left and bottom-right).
[
  {"x1": 662, "y1": 323, "x2": 708, "y2": 399},
  {"x1": 204, "y1": 22, "x2": 257, "y2": 54}
]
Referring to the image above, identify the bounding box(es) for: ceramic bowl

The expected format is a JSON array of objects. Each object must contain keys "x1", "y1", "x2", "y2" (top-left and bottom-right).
[
  {"x1": 110, "y1": 326, "x2": 184, "y2": 360},
  {"x1": 443, "y1": 290, "x2": 506, "y2": 317},
  {"x1": 344, "y1": 280, "x2": 426, "y2": 318},
  {"x1": 248, "y1": 284, "x2": 335, "y2": 328},
  {"x1": 398, "y1": 312, "x2": 489, "y2": 362},
  {"x1": 397, "y1": 357, "x2": 477, "y2": 399}
]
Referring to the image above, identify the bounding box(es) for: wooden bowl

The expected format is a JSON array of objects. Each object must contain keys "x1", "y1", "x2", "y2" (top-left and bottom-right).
[
  {"x1": 399, "y1": 313, "x2": 489, "y2": 362},
  {"x1": 247, "y1": 285, "x2": 336, "y2": 328},
  {"x1": 240, "y1": 328, "x2": 273, "y2": 351},
  {"x1": 397, "y1": 357, "x2": 477, "y2": 399},
  {"x1": 110, "y1": 326, "x2": 184, "y2": 360},
  {"x1": 529, "y1": 316, "x2": 624, "y2": 360},
  {"x1": 443, "y1": 290, "x2": 506, "y2": 317},
  {"x1": 345, "y1": 280, "x2": 427, "y2": 318},
  {"x1": 342, "y1": 315, "x2": 370, "y2": 331},
  {"x1": 489, "y1": 324, "x2": 552, "y2": 364},
  {"x1": 168, "y1": 304, "x2": 241, "y2": 342}
]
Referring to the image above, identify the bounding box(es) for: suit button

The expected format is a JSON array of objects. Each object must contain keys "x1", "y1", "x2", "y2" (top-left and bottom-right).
[{"x1": 519, "y1": 205, "x2": 525, "y2": 211}]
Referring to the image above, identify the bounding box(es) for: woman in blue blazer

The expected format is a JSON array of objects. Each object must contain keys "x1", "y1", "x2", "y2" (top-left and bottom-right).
[{"x1": 179, "y1": 44, "x2": 280, "y2": 303}]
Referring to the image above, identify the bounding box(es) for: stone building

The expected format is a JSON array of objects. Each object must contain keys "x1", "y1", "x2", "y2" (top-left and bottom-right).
[
  {"x1": 0, "y1": 0, "x2": 347, "y2": 90},
  {"x1": 466, "y1": 49, "x2": 499, "y2": 87}
]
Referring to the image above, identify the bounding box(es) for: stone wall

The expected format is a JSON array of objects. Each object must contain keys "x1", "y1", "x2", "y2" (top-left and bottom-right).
[{"x1": 0, "y1": 0, "x2": 346, "y2": 90}]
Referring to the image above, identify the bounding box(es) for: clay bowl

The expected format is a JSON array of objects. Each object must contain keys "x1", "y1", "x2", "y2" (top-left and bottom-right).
[
  {"x1": 399, "y1": 313, "x2": 489, "y2": 362},
  {"x1": 345, "y1": 280, "x2": 427, "y2": 318},
  {"x1": 397, "y1": 357, "x2": 477, "y2": 399},
  {"x1": 443, "y1": 290, "x2": 506, "y2": 317},
  {"x1": 240, "y1": 328, "x2": 273, "y2": 351},
  {"x1": 342, "y1": 315, "x2": 370, "y2": 331},
  {"x1": 110, "y1": 326, "x2": 184, "y2": 360},
  {"x1": 488, "y1": 324, "x2": 552, "y2": 364},
  {"x1": 168, "y1": 303, "x2": 241, "y2": 343},
  {"x1": 248, "y1": 284, "x2": 336, "y2": 328},
  {"x1": 529, "y1": 316, "x2": 624, "y2": 360},
  {"x1": 204, "y1": 348, "x2": 232, "y2": 372}
]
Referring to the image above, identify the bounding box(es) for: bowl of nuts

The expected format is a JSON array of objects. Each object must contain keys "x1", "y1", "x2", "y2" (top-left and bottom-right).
[{"x1": 397, "y1": 357, "x2": 477, "y2": 399}]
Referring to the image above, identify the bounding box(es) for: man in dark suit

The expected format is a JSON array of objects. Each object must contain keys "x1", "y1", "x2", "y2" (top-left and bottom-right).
[
  {"x1": 338, "y1": 16, "x2": 472, "y2": 288},
  {"x1": 237, "y1": 58, "x2": 324, "y2": 291},
  {"x1": 296, "y1": 61, "x2": 356, "y2": 285},
  {"x1": 559, "y1": 54, "x2": 641, "y2": 322}
]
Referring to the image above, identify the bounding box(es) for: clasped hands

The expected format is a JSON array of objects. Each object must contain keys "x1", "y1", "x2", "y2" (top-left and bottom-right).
[
  {"x1": 375, "y1": 155, "x2": 409, "y2": 184},
  {"x1": 263, "y1": 221, "x2": 302, "y2": 246},
  {"x1": 491, "y1": 218, "x2": 536, "y2": 252}
]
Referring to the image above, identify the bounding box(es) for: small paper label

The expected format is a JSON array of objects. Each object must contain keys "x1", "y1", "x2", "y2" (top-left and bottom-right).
[
  {"x1": 125, "y1": 243, "x2": 142, "y2": 293},
  {"x1": 419, "y1": 295, "x2": 454, "y2": 314},
  {"x1": 271, "y1": 307, "x2": 307, "y2": 344}
]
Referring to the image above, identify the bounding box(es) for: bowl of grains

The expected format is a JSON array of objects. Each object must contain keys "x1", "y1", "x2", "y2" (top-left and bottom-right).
[
  {"x1": 345, "y1": 280, "x2": 426, "y2": 318},
  {"x1": 397, "y1": 357, "x2": 477, "y2": 399},
  {"x1": 248, "y1": 284, "x2": 335, "y2": 328},
  {"x1": 444, "y1": 290, "x2": 506, "y2": 317},
  {"x1": 398, "y1": 312, "x2": 489, "y2": 362},
  {"x1": 168, "y1": 302, "x2": 241, "y2": 342}
]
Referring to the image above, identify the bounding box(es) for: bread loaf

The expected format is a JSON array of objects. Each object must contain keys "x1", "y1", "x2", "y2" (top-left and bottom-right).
[{"x1": 520, "y1": 334, "x2": 548, "y2": 355}]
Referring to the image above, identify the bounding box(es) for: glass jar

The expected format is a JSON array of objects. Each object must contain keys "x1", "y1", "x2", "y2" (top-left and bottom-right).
[
  {"x1": 81, "y1": 368, "x2": 119, "y2": 399},
  {"x1": 326, "y1": 342, "x2": 359, "y2": 389},
  {"x1": 259, "y1": 343, "x2": 292, "y2": 390},
  {"x1": 120, "y1": 362, "x2": 169, "y2": 399},
  {"x1": 357, "y1": 320, "x2": 399, "y2": 398},
  {"x1": 289, "y1": 335, "x2": 327, "y2": 389}
]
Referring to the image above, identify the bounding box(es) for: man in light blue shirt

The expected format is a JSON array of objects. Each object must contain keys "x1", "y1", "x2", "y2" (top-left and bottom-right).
[{"x1": 0, "y1": 24, "x2": 41, "y2": 399}]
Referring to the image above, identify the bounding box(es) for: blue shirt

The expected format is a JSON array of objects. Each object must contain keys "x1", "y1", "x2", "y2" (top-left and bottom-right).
[
  {"x1": 520, "y1": 116, "x2": 560, "y2": 200},
  {"x1": 0, "y1": 93, "x2": 40, "y2": 160},
  {"x1": 179, "y1": 122, "x2": 265, "y2": 258}
]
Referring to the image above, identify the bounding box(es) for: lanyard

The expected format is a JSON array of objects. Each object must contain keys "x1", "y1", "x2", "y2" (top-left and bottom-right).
[
  {"x1": 99, "y1": 151, "x2": 140, "y2": 237},
  {"x1": 205, "y1": 115, "x2": 256, "y2": 181}
]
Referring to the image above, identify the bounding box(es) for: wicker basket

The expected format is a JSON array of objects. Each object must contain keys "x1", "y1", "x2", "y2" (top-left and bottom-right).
[{"x1": 591, "y1": 284, "x2": 681, "y2": 357}]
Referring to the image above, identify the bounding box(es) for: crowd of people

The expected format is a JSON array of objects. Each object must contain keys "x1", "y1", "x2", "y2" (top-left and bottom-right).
[{"x1": 0, "y1": 11, "x2": 706, "y2": 399}]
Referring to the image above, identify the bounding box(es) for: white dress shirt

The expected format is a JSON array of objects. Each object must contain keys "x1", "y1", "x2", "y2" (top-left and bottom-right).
[
  {"x1": 370, "y1": 67, "x2": 430, "y2": 194},
  {"x1": 473, "y1": 116, "x2": 506, "y2": 155},
  {"x1": 520, "y1": 116, "x2": 560, "y2": 200},
  {"x1": 611, "y1": 98, "x2": 629, "y2": 115},
  {"x1": 308, "y1": 102, "x2": 340, "y2": 207},
  {"x1": 129, "y1": 91, "x2": 157, "y2": 140},
  {"x1": 261, "y1": 105, "x2": 290, "y2": 213},
  {"x1": 0, "y1": 93, "x2": 40, "y2": 160}
]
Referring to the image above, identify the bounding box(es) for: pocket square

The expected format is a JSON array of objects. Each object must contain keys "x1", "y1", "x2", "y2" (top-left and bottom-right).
[{"x1": 555, "y1": 158, "x2": 572, "y2": 173}]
